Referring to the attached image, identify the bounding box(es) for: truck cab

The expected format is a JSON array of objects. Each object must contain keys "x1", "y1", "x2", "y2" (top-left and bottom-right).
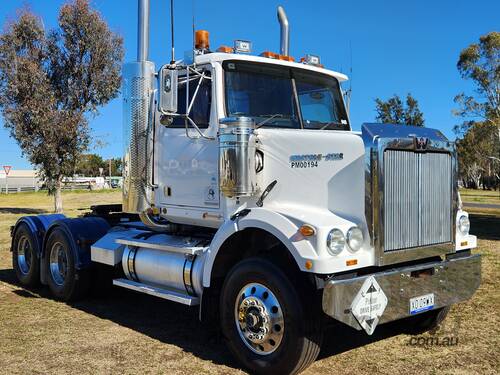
[{"x1": 10, "y1": 2, "x2": 481, "y2": 374}]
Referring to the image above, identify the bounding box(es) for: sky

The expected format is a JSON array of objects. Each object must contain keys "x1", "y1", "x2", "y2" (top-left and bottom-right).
[{"x1": 0, "y1": 0, "x2": 498, "y2": 170}]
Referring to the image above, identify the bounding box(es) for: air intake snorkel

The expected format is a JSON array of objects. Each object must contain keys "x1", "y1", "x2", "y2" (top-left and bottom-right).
[{"x1": 122, "y1": 0, "x2": 171, "y2": 231}]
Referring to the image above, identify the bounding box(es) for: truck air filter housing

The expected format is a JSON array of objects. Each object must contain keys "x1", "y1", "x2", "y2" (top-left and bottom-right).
[{"x1": 219, "y1": 117, "x2": 259, "y2": 197}]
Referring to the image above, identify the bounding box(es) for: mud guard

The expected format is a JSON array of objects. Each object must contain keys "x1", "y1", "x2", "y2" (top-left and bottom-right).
[{"x1": 41, "y1": 217, "x2": 110, "y2": 284}]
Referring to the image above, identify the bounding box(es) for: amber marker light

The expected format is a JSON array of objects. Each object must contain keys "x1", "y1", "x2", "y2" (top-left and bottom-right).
[
  {"x1": 217, "y1": 45, "x2": 233, "y2": 53},
  {"x1": 260, "y1": 51, "x2": 279, "y2": 59},
  {"x1": 346, "y1": 259, "x2": 358, "y2": 266},
  {"x1": 461, "y1": 241, "x2": 468, "y2": 247},
  {"x1": 195, "y1": 30, "x2": 210, "y2": 50},
  {"x1": 299, "y1": 224, "x2": 316, "y2": 237},
  {"x1": 278, "y1": 55, "x2": 295, "y2": 62},
  {"x1": 305, "y1": 260, "x2": 313, "y2": 270}
]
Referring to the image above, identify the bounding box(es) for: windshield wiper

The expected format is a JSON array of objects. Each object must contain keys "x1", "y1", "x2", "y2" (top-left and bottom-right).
[
  {"x1": 318, "y1": 121, "x2": 346, "y2": 130},
  {"x1": 256, "y1": 114, "x2": 285, "y2": 129}
]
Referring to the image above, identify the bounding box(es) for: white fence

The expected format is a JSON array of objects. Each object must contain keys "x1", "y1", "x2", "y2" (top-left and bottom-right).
[{"x1": 0, "y1": 176, "x2": 122, "y2": 193}]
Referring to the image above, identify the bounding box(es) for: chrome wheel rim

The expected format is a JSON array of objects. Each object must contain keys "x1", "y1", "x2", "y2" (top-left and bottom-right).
[
  {"x1": 234, "y1": 282, "x2": 285, "y2": 355},
  {"x1": 49, "y1": 242, "x2": 68, "y2": 286},
  {"x1": 17, "y1": 235, "x2": 32, "y2": 275}
]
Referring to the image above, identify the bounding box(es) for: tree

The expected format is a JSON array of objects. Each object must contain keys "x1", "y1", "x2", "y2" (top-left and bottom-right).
[
  {"x1": 454, "y1": 32, "x2": 500, "y2": 135},
  {"x1": 75, "y1": 154, "x2": 122, "y2": 177},
  {"x1": 109, "y1": 157, "x2": 122, "y2": 176},
  {"x1": 0, "y1": 1, "x2": 123, "y2": 212},
  {"x1": 375, "y1": 94, "x2": 425, "y2": 126},
  {"x1": 75, "y1": 153, "x2": 105, "y2": 176},
  {"x1": 454, "y1": 32, "x2": 500, "y2": 190},
  {"x1": 456, "y1": 122, "x2": 499, "y2": 188}
]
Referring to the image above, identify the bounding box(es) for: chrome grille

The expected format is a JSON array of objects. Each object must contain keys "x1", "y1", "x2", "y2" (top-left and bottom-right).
[{"x1": 383, "y1": 150, "x2": 452, "y2": 252}]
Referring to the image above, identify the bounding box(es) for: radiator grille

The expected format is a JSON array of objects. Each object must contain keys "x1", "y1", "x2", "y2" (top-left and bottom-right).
[{"x1": 383, "y1": 150, "x2": 452, "y2": 252}]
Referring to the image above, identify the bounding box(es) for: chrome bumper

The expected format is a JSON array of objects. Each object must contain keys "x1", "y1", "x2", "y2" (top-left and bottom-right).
[{"x1": 322, "y1": 253, "x2": 481, "y2": 331}]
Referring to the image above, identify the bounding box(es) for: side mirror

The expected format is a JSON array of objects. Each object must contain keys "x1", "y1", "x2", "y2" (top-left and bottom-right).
[{"x1": 158, "y1": 66, "x2": 178, "y2": 113}]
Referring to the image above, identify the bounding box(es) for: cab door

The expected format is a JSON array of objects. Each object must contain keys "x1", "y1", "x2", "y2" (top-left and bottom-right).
[{"x1": 155, "y1": 66, "x2": 219, "y2": 209}]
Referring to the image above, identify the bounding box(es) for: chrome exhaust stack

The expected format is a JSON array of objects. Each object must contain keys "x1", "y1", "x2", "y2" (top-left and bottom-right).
[
  {"x1": 137, "y1": 0, "x2": 150, "y2": 62},
  {"x1": 277, "y1": 6, "x2": 290, "y2": 56}
]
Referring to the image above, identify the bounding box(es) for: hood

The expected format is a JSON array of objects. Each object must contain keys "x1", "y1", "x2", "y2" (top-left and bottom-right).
[{"x1": 255, "y1": 128, "x2": 366, "y2": 226}]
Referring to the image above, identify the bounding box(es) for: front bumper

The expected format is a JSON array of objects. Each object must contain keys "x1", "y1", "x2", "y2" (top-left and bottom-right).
[{"x1": 322, "y1": 253, "x2": 481, "y2": 332}]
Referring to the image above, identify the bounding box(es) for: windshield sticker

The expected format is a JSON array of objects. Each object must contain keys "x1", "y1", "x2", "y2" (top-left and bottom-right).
[{"x1": 290, "y1": 153, "x2": 343, "y2": 168}]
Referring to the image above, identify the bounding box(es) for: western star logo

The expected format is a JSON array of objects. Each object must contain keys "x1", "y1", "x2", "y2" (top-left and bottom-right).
[{"x1": 414, "y1": 137, "x2": 429, "y2": 151}]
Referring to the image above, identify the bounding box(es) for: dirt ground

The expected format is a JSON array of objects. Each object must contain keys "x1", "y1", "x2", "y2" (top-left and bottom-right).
[{"x1": 0, "y1": 190, "x2": 498, "y2": 374}]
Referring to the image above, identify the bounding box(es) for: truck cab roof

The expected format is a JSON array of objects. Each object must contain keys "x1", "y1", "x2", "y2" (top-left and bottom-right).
[{"x1": 190, "y1": 52, "x2": 349, "y2": 82}]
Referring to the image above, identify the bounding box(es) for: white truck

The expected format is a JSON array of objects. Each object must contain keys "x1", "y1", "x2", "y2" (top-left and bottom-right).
[{"x1": 10, "y1": 2, "x2": 481, "y2": 374}]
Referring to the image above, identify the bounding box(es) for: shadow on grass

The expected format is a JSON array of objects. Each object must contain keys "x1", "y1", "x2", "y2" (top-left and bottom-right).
[
  {"x1": 0, "y1": 207, "x2": 48, "y2": 215},
  {"x1": 319, "y1": 319, "x2": 410, "y2": 360},
  {"x1": 0, "y1": 267, "x2": 238, "y2": 369},
  {"x1": 0, "y1": 267, "x2": 407, "y2": 370},
  {"x1": 469, "y1": 214, "x2": 500, "y2": 241}
]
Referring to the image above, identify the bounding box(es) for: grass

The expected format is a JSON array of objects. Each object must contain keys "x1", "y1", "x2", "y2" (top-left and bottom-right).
[
  {"x1": 0, "y1": 191, "x2": 498, "y2": 374},
  {"x1": 459, "y1": 188, "x2": 500, "y2": 205}
]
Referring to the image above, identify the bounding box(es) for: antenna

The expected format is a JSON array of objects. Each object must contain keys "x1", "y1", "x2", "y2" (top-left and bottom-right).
[
  {"x1": 346, "y1": 40, "x2": 353, "y2": 114},
  {"x1": 192, "y1": 0, "x2": 196, "y2": 56},
  {"x1": 170, "y1": 0, "x2": 175, "y2": 64}
]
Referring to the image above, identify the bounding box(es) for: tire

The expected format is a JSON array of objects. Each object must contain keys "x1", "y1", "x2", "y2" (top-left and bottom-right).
[
  {"x1": 405, "y1": 307, "x2": 450, "y2": 335},
  {"x1": 12, "y1": 223, "x2": 40, "y2": 287},
  {"x1": 220, "y1": 258, "x2": 322, "y2": 375},
  {"x1": 44, "y1": 228, "x2": 90, "y2": 302}
]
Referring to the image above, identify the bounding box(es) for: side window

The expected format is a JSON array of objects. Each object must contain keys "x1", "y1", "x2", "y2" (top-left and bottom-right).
[
  {"x1": 171, "y1": 71, "x2": 212, "y2": 128},
  {"x1": 297, "y1": 85, "x2": 335, "y2": 123}
]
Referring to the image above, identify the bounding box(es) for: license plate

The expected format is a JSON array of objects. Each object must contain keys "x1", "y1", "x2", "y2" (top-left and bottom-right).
[{"x1": 409, "y1": 293, "x2": 435, "y2": 314}]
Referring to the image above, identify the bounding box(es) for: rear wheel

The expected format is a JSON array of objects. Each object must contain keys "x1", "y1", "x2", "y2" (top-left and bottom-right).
[
  {"x1": 220, "y1": 258, "x2": 322, "y2": 375},
  {"x1": 44, "y1": 228, "x2": 90, "y2": 301},
  {"x1": 12, "y1": 223, "x2": 40, "y2": 287}
]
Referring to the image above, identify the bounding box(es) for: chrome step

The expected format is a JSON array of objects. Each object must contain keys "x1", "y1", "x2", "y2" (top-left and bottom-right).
[
  {"x1": 115, "y1": 237, "x2": 205, "y2": 255},
  {"x1": 113, "y1": 278, "x2": 199, "y2": 306}
]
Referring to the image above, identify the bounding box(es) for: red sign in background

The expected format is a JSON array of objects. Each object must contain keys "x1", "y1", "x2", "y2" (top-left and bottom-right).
[{"x1": 3, "y1": 166, "x2": 12, "y2": 175}]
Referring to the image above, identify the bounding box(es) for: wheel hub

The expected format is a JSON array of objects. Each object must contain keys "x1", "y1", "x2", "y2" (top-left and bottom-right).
[
  {"x1": 49, "y1": 242, "x2": 67, "y2": 286},
  {"x1": 17, "y1": 235, "x2": 32, "y2": 275},
  {"x1": 235, "y1": 283, "x2": 284, "y2": 355}
]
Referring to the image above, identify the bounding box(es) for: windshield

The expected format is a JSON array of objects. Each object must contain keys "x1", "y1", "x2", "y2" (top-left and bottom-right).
[{"x1": 223, "y1": 61, "x2": 349, "y2": 130}]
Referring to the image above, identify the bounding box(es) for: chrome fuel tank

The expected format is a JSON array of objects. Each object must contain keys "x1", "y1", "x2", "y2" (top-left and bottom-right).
[{"x1": 121, "y1": 235, "x2": 204, "y2": 296}]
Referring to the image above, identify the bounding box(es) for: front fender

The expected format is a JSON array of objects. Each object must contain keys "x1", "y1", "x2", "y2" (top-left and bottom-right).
[{"x1": 202, "y1": 208, "x2": 318, "y2": 287}]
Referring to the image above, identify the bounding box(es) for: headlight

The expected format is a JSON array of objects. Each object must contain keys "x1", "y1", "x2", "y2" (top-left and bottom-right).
[
  {"x1": 346, "y1": 227, "x2": 363, "y2": 252},
  {"x1": 458, "y1": 215, "x2": 470, "y2": 235},
  {"x1": 327, "y1": 229, "x2": 345, "y2": 255}
]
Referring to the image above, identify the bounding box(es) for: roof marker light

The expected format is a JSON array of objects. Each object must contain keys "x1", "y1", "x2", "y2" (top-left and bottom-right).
[
  {"x1": 217, "y1": 45, "x2": 233, "y2": 53},
  {"x1": 278, "y1": 54, "x2": 295, "y2": 62},
  {"x1": 260, "y1": 51, "x2": 279, "y2": 59}
]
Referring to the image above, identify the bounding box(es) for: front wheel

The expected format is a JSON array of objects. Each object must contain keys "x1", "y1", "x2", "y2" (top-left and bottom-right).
[{"x1": 220, "y1": 258, "x2": 322, "y2": 375}]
